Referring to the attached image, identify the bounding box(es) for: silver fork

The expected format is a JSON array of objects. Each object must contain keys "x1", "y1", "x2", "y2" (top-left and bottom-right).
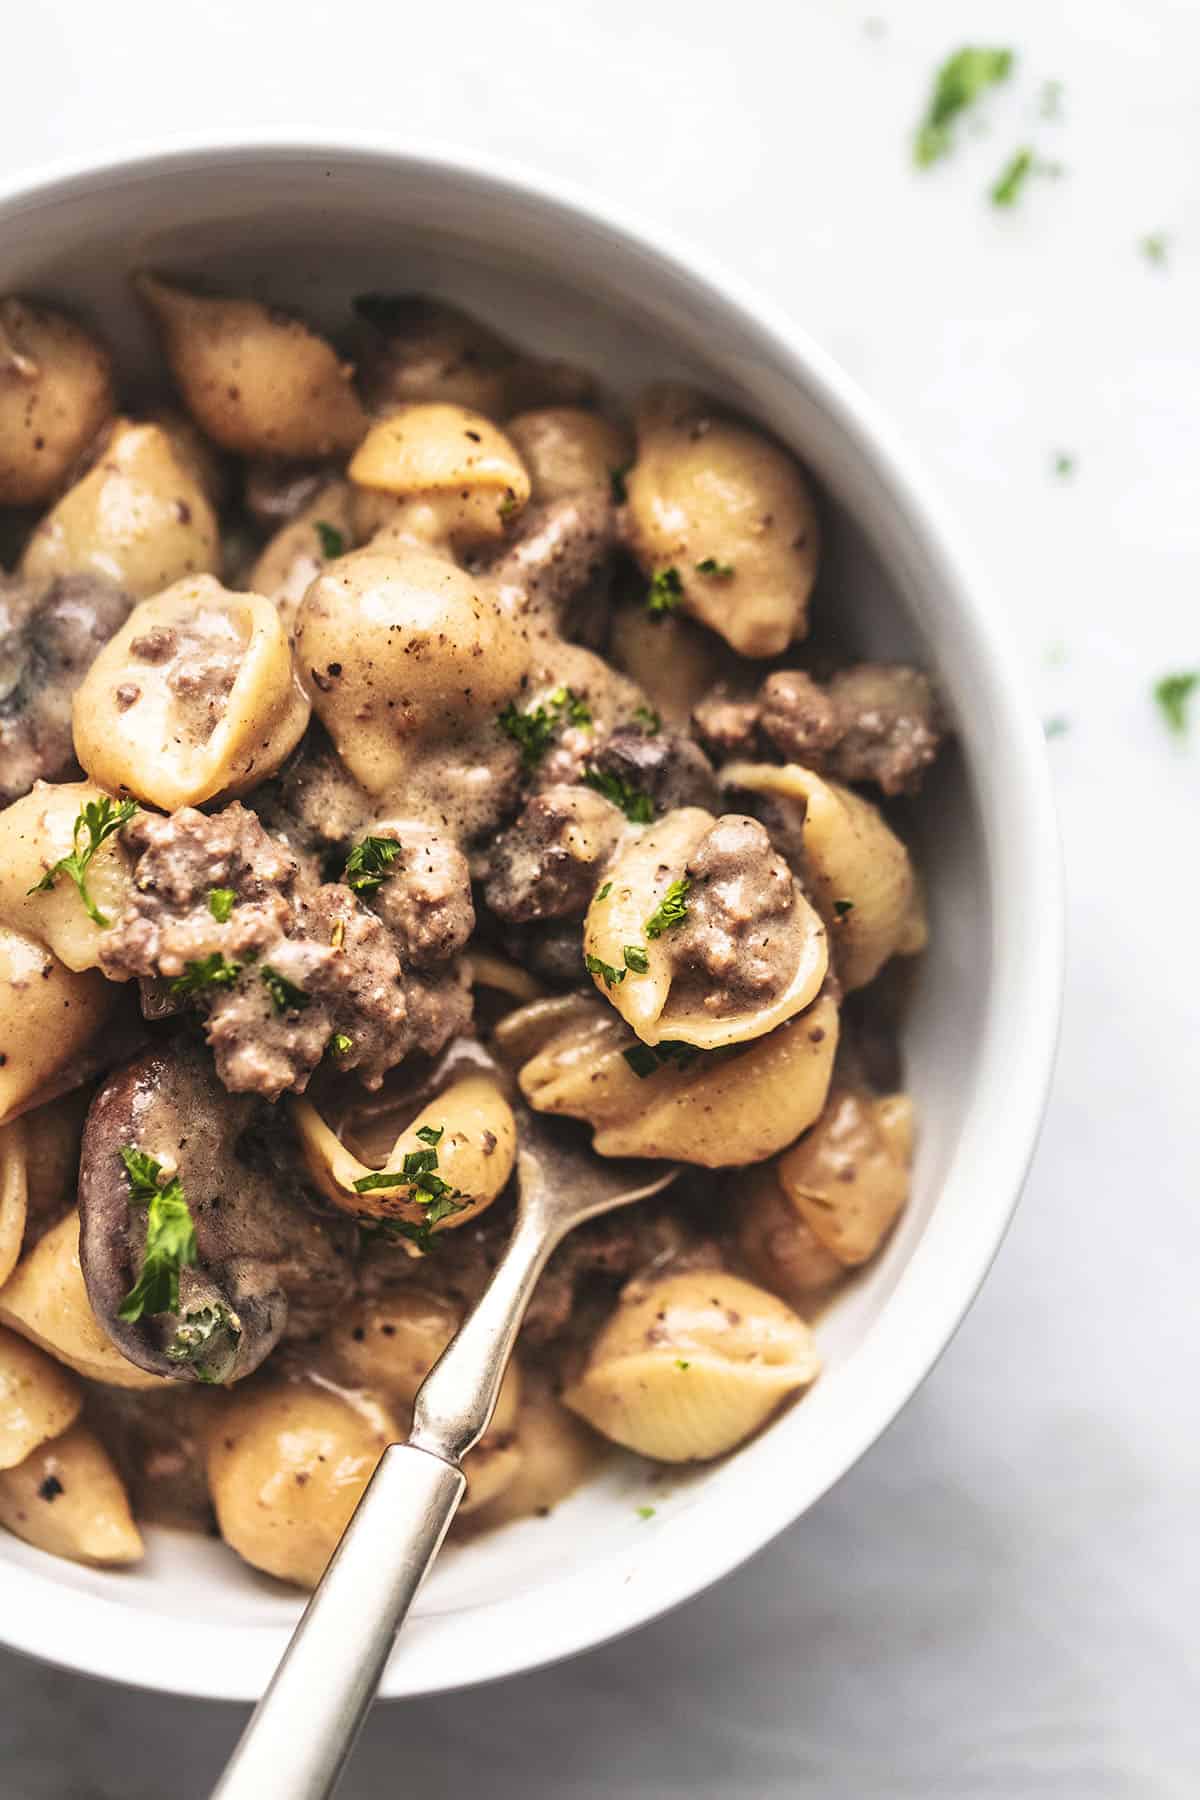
[{"x1": 212, "y1": 1116, "x2": 679, "y2": 1800}]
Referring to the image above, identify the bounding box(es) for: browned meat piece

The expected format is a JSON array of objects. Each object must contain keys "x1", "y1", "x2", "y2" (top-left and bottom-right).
[
  {"x1": 696, "y1": 661, "x2": 944, "y2": 797},
  {"x1": 500, "y1": 920, "x2": 585, "y2": 986},
  {"x1": 367, "y1": 825, "x2": 474, "y2": 967},
  {"x1": 100, "y1": 804, "x2": 471, "y2": 1099},
  {"x1": 78, "y1": 1041, "x2": 355, "y2": 1384},
  {"x1": 0, "y1": 571, "x2": 133, "y2": 803},
  {"x1": 758, "y1": 669, "x2": 841, "y2": 762},
  {"x1": 583, "y1": 725, "x2": 719, "y2": 815},
  {"x1": 243, "y1": 460, "x2": 333, "y2": 528},
  {"x1": 483, "y1": 785, "x2": 625, "y2": 923},
  {"x1": 690, "y1": 686, "x2": 761, "y2": 759},
  {"x1": 820, "y1": 664, "x2": 942, "y2": 795},
  {"x1": 671, "y1": 815, "x2": 798, "y2": 1011},
  {"x1": 254, "y1": 726, "x2": 373, "y2": 865}
]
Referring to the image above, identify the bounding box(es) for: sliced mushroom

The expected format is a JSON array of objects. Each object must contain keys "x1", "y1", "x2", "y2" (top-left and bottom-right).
[
  {"x1": 0, "y1": 298, "x2": 114, "y2": 506},
  {"x1": 136, "y1": 273, "x2": 368, "y2": 459},
  {"x1": 0, "y1": 573, "x2": 134, "y2": 806},
  {"x1": 78, "y1": 1041, "x2": 354, "y2": 1384}
]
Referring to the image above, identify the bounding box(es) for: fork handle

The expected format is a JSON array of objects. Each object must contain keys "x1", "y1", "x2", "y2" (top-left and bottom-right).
[{"x1": 211, "y1": 1441, "x2": 464, "y2": 1800}]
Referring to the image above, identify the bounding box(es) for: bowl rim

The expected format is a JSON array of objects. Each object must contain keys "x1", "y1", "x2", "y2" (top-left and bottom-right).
[{"x1": 0, "y1": 129, "x2": 1063, "y2": 1703}]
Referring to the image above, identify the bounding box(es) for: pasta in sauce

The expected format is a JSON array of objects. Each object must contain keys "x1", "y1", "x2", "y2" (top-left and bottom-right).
[{"x1": 0, "y1": 276, "x2": 945, "y2": 1585}]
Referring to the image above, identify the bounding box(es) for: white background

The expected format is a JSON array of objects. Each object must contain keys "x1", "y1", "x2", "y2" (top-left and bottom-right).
[{"x1": 2, "y1": 2, "x2": 1198, "y2": 1795}]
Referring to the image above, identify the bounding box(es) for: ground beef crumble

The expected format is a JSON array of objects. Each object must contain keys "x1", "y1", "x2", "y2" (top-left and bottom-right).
[{"x1": 99, "y1": 803, "x2": 471, "y2": 1099}]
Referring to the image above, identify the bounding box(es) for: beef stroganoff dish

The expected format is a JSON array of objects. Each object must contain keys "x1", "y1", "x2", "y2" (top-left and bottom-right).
[{"x1": 0, "y1": 279, "x2": 944, "y2": 1587}]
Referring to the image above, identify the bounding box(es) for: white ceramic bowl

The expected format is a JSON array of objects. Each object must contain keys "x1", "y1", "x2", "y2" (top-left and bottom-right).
[{"x1": 0, "y1": 135, "x2": 1062, "y2": 1702}]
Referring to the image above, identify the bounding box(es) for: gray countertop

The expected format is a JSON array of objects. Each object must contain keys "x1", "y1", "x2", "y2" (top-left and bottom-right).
[{"x1": 2, "y1": 1, "x2": 1198, "y2": 1793}]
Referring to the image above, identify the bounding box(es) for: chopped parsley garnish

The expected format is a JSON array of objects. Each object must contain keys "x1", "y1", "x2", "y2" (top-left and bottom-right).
[
  {"x1": 585, "y1": 952, "x2": 626, "y2": 989},
  {"x1": 644, "y1": 877, "x2": 690, "y2": 939},
  {"x1": 165, "y1": 1304, "x2": 240, "y2": 1384},
  {"x1": 675, "y1": 1359, "x2": 690, "y2": 1371},
  {"x1": 1052, "y1": 452, "x2": 1075, "y2": 478},
  {"x1": 207, "y1": 887, "x2": 236, "y2": 923},
  {"x1": 498, "y1": 686, "x2": 592, "y2": 768},
  {"x1": 350, "y1": 1128, "x2": 467, "y2": 1248},
  {"x1": 497, "y1": 492, "x2": 520, "y2": 523},
  {"x1": 610, "y1": 464, "x2": 631, "y2": 504},
  {"x1": 116, "y1": 1148, "x2": 197, "y2": 1323},
  {"x1": 646, "y1": 567, "x2": 684, "y2": 617},
  {"x1": 416, "y1": 1125, "x2": 444, "y2": 1146},
  {"x1": 636, "y1": 1505, "x2": 656, "y2": 1520},
  {"x1": 623, "y1": 944, "x2": 649, "y2": 974},
  {"x1": 913, "y1": 46, "x2": 1014, "y2": 167},
  {"x1": 28, "y1": 796, "x2": 139, "y2": 928},
  {"x1": 314, "y1": 519, "x2": 346, "y2": 559},
  {"x1": 1154, "y1": 671, "x2": 1198, "y2": 737},
  {"x1": 1141, "y1": 233, "x2": 1169, "y2": 267},
  {"x1": 581, "y1": 765, "x2": 656, "y2": 823},
  {"x1": 344, "y1": 834, "x2": 402, "y2": 897},
  {"x1": 1043, "y1": 716, "x2": 1070, "y2": 739},
  {"x1": 328, "y1": 1032, "x2": 354, "y2": 1057},
  {"x1": 169, "y1": 953, "x2": 243, "y2": 998},
  {"x1": 833, "y1": 899, "x2": 855, "y2": 919},
  {"x1": 622, "y1": 1039, "x2": 699, "y2": 1078},
  {"x1": 695, "y1": 558, "x2": 735, "y2": 578},
  {"x1": 990, "y1": 146, "x2": 1035, "y2": 207},
  {"x1": 633, "y1": 704, "x2": 661, "y2": 736},
  {"x1": 261, "y1": 964, "x2": 310, "y2": 1013},
  {"x1": 596, "y1": 881, "x2": 612, "y2": 902}
]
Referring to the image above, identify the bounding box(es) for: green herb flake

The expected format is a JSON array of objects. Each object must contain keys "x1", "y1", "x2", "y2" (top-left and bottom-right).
[
  {"x1": 1154, "y1": 671, "x2": 1198, "y2": 737},
  {"x1": 116, "y1": 1148, "x2": 197, "y2": 1323},
  {"x1": 581, "y1": 765, "x2": 656, "y2": 824},
  {"x1": 416, "y1": 1125, "x2": 445, "y2": 1146},
  {"x1": 633, "y1": 704, "x2": 662, "y2": 736},
  {"x1": 695, "y1": 558, "x2": 735, "y2": 579},
  {"x1": 913, "y1": 46, "x2": 1014, "y2": 167},
  {"x1": 646, "y1": 566, "x2": 684, "y2": 617},
  {"x1": 350, "y1": 1132, "x2": 468, "y2": 1246},
  {"x1": 1141, "y1": 233, "x2": 1169, "y2": 268},
  {"x1": 585, "y1": 952, "x2": 626, "y2": 989},
  {"x1": 622, "y1": 1038, "x2": 699, "y2": 1079},
  {"x1": 169, "y1": 953, "x2": 243, "y2": 998},
  {"x1": 1039, "y1": 78, "x2": 1064, "y2": 119},
  {"x1": 597, "y1": 881, "x2": 613, "y2": 902},
  {"x1": 623, "y1": 944, "x2": 649, "y2": 974},
  {"x1": 261, "y1": 964, "x2": 310, "y2": 1013},
  {"x1": 344, "y1": 834, "x2": 403, "y2": 897},
  {"x1": 164, "y1": 1304, "x2": 241, "y2": 1384},
  {"x1": 498, "y1": 686, "x2": 591, "y2": 768},
  {"x1": 1044, "y1": 716, "x2": 1070, "y2": 739},
  {"x1": 206, "y1": 887, "x2": 236, "y2": 923},
  {"x1": 833, "y1": 899, "x2": 855, "y2": 919},
  {"x1": 610, "y1": 464, "x2": 631, "y2": 504},
  {"x1": 636, "y1": 1505, "x2": 656, "y2": 1520},
  {"x1": 328, "y1": 1032, "x2": 354, "y2": 1057},
  {"x1": 314, "y1": 519, "x2": 346, "y2": 559},
  {"x1": 675, "y1": 1359, "x2": 691, "y2": 1371},
  {"x1": 990, "y1": 146, "x2": 1035, "y2": 207},
  {"x1": 645, "y1": 877, "x2": 690, "y2": 939},
  {"x1": 497, "y1": 491, "x2": 520, "y2": 523},
  {"x1": 28, "y1": 796, "x2": 139, "y2": 928},
  {"x1": 1052, "y1": 452, "x2": 1076, "y2": 479}
]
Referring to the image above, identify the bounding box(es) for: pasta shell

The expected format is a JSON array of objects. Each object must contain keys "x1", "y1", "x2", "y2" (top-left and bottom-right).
[
  {"x1": 0, "y1": 1422, "x2": 143, "y2": 1566},
  {"x1": 777, "y1": 1088, "x2": 914, "y2": 1266},
  {"x1": 735, "y1": 1161, "x2": 845, "y2": 1306},
  {"x1": 518, "y1": 990, "x2": 839, "y2": 1167},
  {"x1": 350, "y1": 403, "x2": 531, "y2": 551},
  {"x1": 607, "y1": 599, "x2": 728, "y2": 733},
  {"x1": 583, "y1": 807, "x2": 827, "y2": 1049},
  {"x1": 250, "y1": 478, "x2": 356, "y2": 637},
  {"x1": 0, "y1": 297, "x2": 114, "y2": 506},
  {"x1": 0, "y1": 1212, "x2": 170, "y2": 1389},
  {"x1": 0, "y1": 927, "x2": 118, "y2": 1127},
  {"x1": 0, "y1": 1324, "x2": 81, "y2": 1469},
  {"x1": 19, "y1": 419, "x2": 220, "y2": 598},
  {"x1": 0, "y1": 781, "x2": 136, "y2": 972},
  {"x1": 72, "y1": 576, "x2": 310, "y2": 811},
  {"x1": 292, "y1": 1074, "x2": 516, "y2": 1228},
  {"x1": 724, "y1": 761, "x2": 925, "y2": 989},
  {"x1": 0, "y1": 1119, "x2": 27, "y2": 1288},
  {"x1": 564, "y1": 1270, "x2": 820, "y2": 1461}
]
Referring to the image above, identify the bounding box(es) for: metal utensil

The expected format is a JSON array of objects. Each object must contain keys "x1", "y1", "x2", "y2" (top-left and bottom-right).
[{"x1": 212, "y1": 1116, "x2": 679, "y2": 1800}]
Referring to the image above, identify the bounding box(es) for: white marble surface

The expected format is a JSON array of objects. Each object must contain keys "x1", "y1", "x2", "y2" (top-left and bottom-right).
[{"x1": 2, "y1": 2, "x2": 1198, "y2": 1794}]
